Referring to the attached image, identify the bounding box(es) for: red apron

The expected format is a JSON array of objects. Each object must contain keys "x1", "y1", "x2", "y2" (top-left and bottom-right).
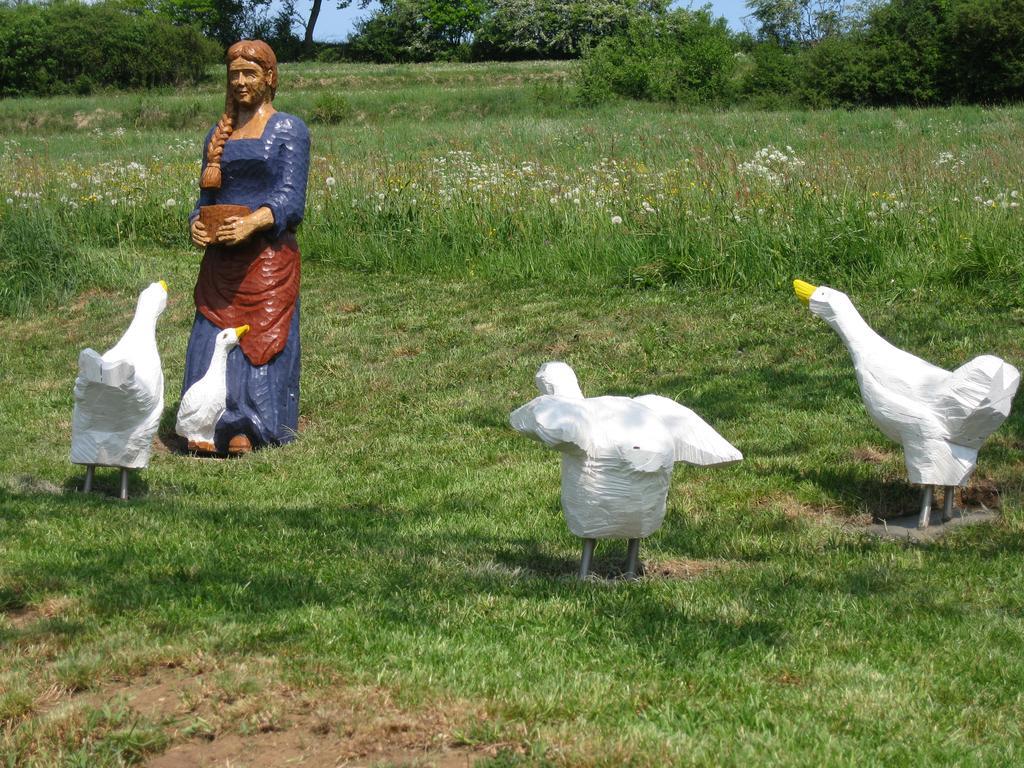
[{"x1": 194, "y1": 233, "x2": 300, "y2": 366}]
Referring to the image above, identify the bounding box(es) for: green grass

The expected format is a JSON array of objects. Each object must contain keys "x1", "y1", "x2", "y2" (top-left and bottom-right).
[
  {"x1": 2, "y1": 60, "x2": 1023, "y2": 316},
  {"x1": 1, "y1": 61, "x2": 1023, "y2": 765}
]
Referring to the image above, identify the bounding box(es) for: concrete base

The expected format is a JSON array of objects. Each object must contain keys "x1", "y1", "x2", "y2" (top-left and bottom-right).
[{"x1": 866, "y1": 509, "x2": 999, "y2": 543}]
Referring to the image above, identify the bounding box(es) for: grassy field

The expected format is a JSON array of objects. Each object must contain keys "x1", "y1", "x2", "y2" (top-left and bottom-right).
[{"x1": 1, "y1": 61, "x2": 1023, "y2": 766}]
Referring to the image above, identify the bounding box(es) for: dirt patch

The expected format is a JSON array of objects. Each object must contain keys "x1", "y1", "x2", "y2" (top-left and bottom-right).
[
  {"x1": 755, "y1": 493, "x2": 872, "y2": 527},
  {"x1": 76, "y1": 661, "x2": 502, "y2": 768},
  {"x1": 73, "y1": 109, "x2": 118, "y2": 130},
  {"x1": 960, "y1": 477, "x2": 1001, "y2": 510},
  {"x1": 3, "y1": 474, "x2": 64, "y2": 496},
  {"x1": 153, "y1": 430, "x2": 187, "y2": 455},
  {"x1": 643, "y1": 558, "x2": 732, "y2": 580},
  {"x1": 3, "y1": 596, "x2": 78, "y2": 630},
  {"x1": 544, "y1": 340, "x2": 571, "y2": 356},
  {"x1": 850, "y1": 446, "x2": 894, "y2": 464},
  {"x1": 773, "y1": 671, "x2": 804, "y2": 687}
]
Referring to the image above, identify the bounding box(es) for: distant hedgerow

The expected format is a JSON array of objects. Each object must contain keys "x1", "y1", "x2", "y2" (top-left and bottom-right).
[
  {"x1": 577, "y1": 9, "x2": 736, "y2": 105},
  {"x1": 0, "y1": 1, "x2": 220, "y2": 98}
]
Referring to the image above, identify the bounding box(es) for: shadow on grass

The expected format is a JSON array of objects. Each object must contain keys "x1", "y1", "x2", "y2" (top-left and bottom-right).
[
  {"x1": 653, "y1": 361, "x2": 856, "y2": 425},
  {"x1": 792, "y1": 466, "x2": 920, "y2": 521},
  {"x1": 0, "y1": 491, "x2": 791, "y2": 657},
  {"x1": 60, "y1": 468, "x2": 151, "y2": 500},
  {"x1": 158, "y1": 400, "x2": 187, "y2": 454}
]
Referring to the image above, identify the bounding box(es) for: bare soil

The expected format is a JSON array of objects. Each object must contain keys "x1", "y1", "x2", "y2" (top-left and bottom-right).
[{"x1": 81, "y1": 662, "x2": 502, "y2": 768}]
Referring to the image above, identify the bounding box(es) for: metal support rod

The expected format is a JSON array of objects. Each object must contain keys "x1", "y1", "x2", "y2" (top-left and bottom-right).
[
  {"x1": 579, "y1": 538, "x2": 596, "y2": 580},
  {"x1": 119, "y1": 468, "x2": 129, "y2": 501},
  {"x1": 918, "y1": 485, "x2": 934, "y2": 529},
  {"x1": 942, "y1": 485, "x2": 955, "y2": 523},
  {"x1": 624, "y1": 538, "x2": 641, "y2": 580},
  {"x1": 82, "y1": 465, "x2": 95, "y2": 493}
]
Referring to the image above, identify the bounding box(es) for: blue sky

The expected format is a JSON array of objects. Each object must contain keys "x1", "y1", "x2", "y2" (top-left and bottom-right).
[{"x1": 310, "y1": 1, "x2": 752, "y2": 42}]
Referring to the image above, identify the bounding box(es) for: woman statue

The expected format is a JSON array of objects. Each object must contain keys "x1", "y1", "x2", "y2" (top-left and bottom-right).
[{"x1": 182, "y1": 40, "x2": 309, "y2": 455}]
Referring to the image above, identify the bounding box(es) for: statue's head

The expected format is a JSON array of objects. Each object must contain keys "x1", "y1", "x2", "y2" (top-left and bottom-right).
[
  {"x1": 225, "y1": 40, "x2": 278, "y2": 107},
  {"x1": 202, "y1": 41, "x2": 279, "y2": 190}
]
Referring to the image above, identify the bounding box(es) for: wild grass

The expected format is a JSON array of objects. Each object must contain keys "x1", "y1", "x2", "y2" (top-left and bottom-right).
[
  {"x1": 0, "y1": 61, "x2": 1023, "y2": 765},
  {"x1": 2, "y1": 60, "x2": 1023, "y2": 316}
]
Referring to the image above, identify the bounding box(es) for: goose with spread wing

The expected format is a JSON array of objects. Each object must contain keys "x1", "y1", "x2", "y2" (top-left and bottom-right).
[{"x1": 510, "y1": 362, "x2": 742, "y2": 578}]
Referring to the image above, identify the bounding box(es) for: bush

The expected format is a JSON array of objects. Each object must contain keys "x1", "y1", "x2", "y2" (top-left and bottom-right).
[
  {"x1": 945, "y1": 0, "x2": 1024, "y2": 103},
  {"x1": 860, "y1": 0, "x2": 945, "y2": 105},
  {"x1": 577, "y1": 8, "x2": 736, "y2": 105},
  {"x1": 738, "y1": 42, "x2": 800, "y2": 108},
  {"x1": 474, "y1": 0, "x2": 667, "y2": 61},
  {"x1": 794, "y1": 35, "x2": 872, "y2": 108},
  {"x1": 310, "y1": 93, "x2": 353, "y2": 124},
  {"x1": 0, "y1": 1, "x2": 219, "y2": 98}
]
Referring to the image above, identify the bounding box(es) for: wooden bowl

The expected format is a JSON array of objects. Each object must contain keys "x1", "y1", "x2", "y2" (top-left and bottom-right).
[{"x1": 199, "y1": 204, "x2": 251, "y2": 244}]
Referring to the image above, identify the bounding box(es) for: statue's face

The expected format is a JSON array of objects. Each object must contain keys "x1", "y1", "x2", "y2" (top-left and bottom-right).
[{"x1": 228, "y1": 57, "x2": 273, "y2": 108}]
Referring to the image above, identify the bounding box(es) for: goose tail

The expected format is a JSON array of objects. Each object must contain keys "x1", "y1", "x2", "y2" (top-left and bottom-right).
[{"x1": 941, "y1": 355, "x2": 1021, "y2": 448}]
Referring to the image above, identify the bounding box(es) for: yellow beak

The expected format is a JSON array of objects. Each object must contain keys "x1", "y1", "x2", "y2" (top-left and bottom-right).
[
  {"x1": 793, "y1": 279, "x2": 817, "y2": 306},
  {"x1": 159, "y1": 280, "x2": 168, "y2": 292},
  {"x1": 235, "y1": 324, "x2": 251, "y2": 339}
]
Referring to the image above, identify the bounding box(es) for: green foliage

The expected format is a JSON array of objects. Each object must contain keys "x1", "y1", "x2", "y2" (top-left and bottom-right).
[
  {"x1": 0, "y1": 1, "x2": 220, "y2": 98},
  {"x1": 310, "y1": 92, "x2": 353, "y2": 124},
  {"x1": 794, "y1": 34, "x2": 872, "y2": 108},
  {"x1": 861, "y1": 0, "x2": 945, "y2": 105},
  {"x1": 738, "y1": 42, "x2": 800, "y2": 108},
  {"x1": 577, "y1": 8, "x2": 737, "y2": 104},
  {"x1": 345, "y1": 0, "x2": 486, "y2": 62},
  {"x1": 945, "y1": 0, "x2": 1024, "y2": 102},
  {"x1": 474, "y1": 0, "x2": 668, "y2": 60},
  {"x1": 747, "y1": 0, "x2": 853, "y2": 46},
  {"x1": 740, "y1": 0, "x2": 1024, "y2": 108}
]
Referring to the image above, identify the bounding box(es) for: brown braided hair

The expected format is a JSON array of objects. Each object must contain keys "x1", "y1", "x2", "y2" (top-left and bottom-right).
[{"x1": 200, "y1": 40, "x2": 279, "y2": 190}]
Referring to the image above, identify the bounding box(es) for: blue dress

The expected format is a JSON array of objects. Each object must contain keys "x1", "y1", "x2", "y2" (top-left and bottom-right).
[{"x1": 185, "y1": 112, "x2": 310, "y2": 451}]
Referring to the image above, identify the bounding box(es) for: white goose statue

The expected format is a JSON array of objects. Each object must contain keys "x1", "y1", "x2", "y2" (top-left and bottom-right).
[
  {"x1": 71, "y1": 280, "x2": 168, "y2": 499},
  {"x1": 793, "y1": 279, "x2": 1020, "y2": 528},
  {"x1": 510, "y1": 362, "x2": 742, "y2": 578},
  {"x1": 175, "y1": 324, "x2": 249, "y2": 454}
]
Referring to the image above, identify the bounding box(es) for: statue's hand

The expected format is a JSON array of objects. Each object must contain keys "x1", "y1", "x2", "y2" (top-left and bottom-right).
[
  {"x1": 190, "y1": 218, "x2": 210, "y2": 248},
  {"x1": 216, "y1": 215, "x2": 254, "y2": 246},
  {"x1": 216, "y1": 209, "x2": 274, "y2": 246}
]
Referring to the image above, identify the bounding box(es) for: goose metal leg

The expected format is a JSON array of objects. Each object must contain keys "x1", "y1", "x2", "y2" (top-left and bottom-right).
[
  {"x1": 579, "y1": 538, "x2": 596, "y2": 579},
  {"x1": 918, "y1": 485, "x2": 934, "y2": 529},
  {"x1": 119, "y1": 468, "x2": 129, "y2": 501},
  {"x1": 942, "y1": 485, "x2": 955, "y2": 523},
  {"x1": 624, "y1": 538, "x2": 641, "y2": 580},
  {"x1": 82, "y1": 465, "x2": 95, "y2": 493}
]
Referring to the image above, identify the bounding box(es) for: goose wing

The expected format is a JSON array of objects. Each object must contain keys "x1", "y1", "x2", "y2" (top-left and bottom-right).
[
  {"x1": 175, "y1": 377, "x2": 223, "y2": 438},
  {"x1": 74, "y1": 348, "x2": 158, "y2": 416},
  {"x1": 632, "y1": 394, "x2": 742, "y2": 466},
  {"x1": 509, "y1": 395, "x2": 594, "y2": 454},
  {"x1": 931, "y1": 355, "x2": 1021, "y2": 447}
]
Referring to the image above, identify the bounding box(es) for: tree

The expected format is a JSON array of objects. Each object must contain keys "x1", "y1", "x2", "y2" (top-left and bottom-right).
[
  {"x1": 119, "y1": 0, "x2": 274, "y2": 47},
  {"x1": 301, "y1": 0, "x2": 355, "y2": 56},
  {"x1": 475, "y1": 0, "x2": 668, "y2": 59},
  {"x1": 745, "y1": 0, "x2": 853, "y2": 45},
  {"x1": 945, "y1": 0, "x2": 1024, "y2": 102},
  {"x1": 345, "y1": 0, "x2": 489, "y2": 61}
]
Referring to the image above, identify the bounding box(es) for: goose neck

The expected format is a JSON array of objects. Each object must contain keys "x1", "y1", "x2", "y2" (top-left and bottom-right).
[{"x1": 825, "y1": 304, "x2": 881, "y2": 355}]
